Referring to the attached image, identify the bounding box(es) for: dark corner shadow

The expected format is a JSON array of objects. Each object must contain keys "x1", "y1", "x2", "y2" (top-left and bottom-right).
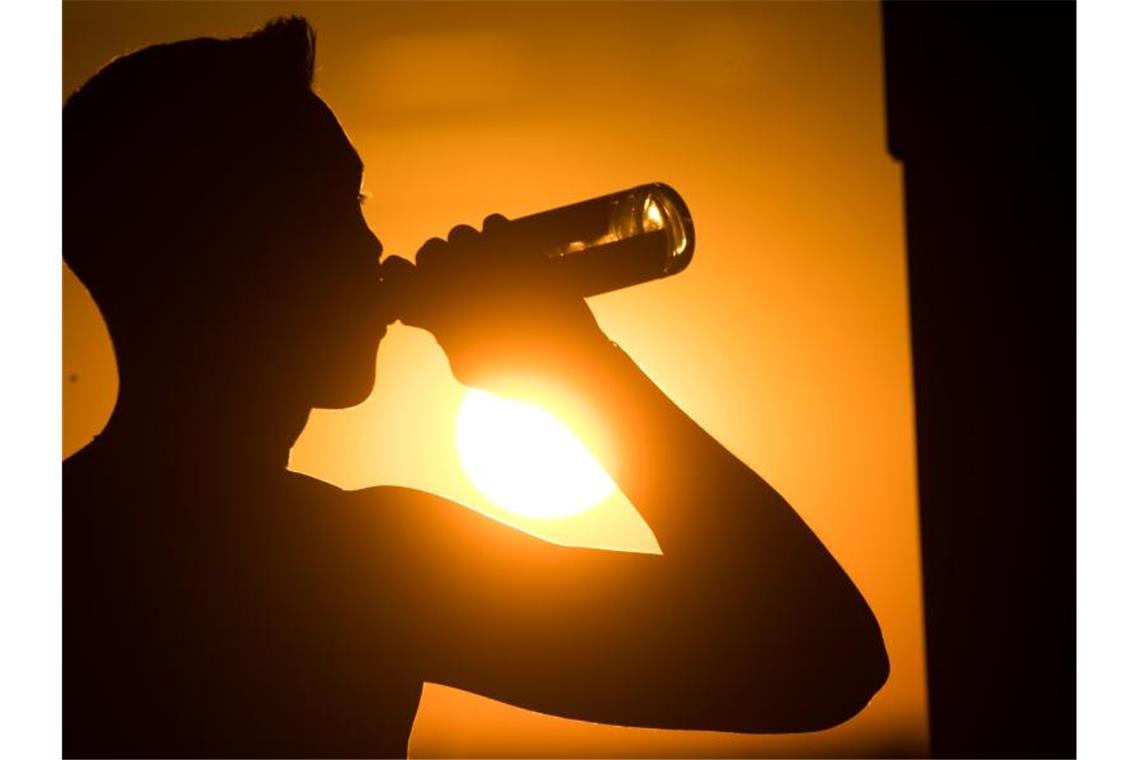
[{"x1": 882, "y1": 1, "x2": 1075, "y2": 757}]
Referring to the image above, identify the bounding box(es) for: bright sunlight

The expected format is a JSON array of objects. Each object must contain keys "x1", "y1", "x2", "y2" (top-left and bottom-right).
[{"x1": 456, "y1": 389, "x2": 616, "y2": 518}]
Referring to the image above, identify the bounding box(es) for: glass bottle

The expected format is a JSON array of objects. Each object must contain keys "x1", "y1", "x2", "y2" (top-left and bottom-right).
[{"x1": 509, "y1": 182, "x2": 696, "y2": 296}]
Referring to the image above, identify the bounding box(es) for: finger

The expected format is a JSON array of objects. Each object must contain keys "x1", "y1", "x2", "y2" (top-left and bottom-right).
[
  {"x1": 414, "y1": 236, "x2": 448, "y2": 269},
  {"x1": 447, "y1": 224, "x2": 480, "y2": 246},
  {"x1": 377, "y1": 255, "x2": 418, "y2": 322},
  {"x1": 482, "y1": 213, "x2": 510, "y2": 235},
  {"x1": 379, "y1": 254, "x2": 416, "y2": 285}
]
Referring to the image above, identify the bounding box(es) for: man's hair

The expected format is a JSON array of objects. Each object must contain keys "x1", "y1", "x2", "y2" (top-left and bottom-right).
[{"x1": 64, "y1": 17, "x2": 317, "y2": 314}]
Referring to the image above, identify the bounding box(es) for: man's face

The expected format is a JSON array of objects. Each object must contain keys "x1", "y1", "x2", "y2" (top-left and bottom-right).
[{"x1": 251, "y1": 93, "x2": 391, "y2": 410}]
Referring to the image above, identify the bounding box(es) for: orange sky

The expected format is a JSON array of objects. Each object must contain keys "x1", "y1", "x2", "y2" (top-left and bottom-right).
[{"x1": 63, "y1": 2, "x2": 926, "y2": 756}]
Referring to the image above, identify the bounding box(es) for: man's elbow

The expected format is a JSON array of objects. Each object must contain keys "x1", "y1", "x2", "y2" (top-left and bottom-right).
[
  {"x1": 819, "y1": 623, "x2": 890, "y2": 729},
  {"x1": 756, "y1": 610, "x2": 890, "y2": 734},
  {"x1": 712, "y1": 625, "x2": 888, "y2": 735},
  {"x1": 796, "y1": 613, "x2": 891, "y2": 732}
]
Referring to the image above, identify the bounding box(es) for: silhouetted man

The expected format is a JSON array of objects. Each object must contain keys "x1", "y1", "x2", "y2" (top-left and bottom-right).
[{"x1": 64, "y1": 18, "x2": 888, "y2": 758}]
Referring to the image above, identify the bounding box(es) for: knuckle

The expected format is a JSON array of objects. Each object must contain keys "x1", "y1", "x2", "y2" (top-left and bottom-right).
[
  {"x1": 415, "y1": 236, "x2": 447, "y2": 266},
  {"x1": 417, "y1": 236, "x2": 446, "y2": 254},
  {"x1": 447, "y1": 224, "x2": 479, "y2": 244},
  {"x1": 482, "y1": 213, "x2": 509, "y2": 230}
]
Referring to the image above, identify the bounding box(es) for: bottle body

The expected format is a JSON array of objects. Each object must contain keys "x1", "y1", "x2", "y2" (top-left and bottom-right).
[
  {"x1": 509, "y1": 183, "x2": 695, "y2": 296},
  {"x1": 379, "y1": 183, "x2": 696, "y2": 317}
]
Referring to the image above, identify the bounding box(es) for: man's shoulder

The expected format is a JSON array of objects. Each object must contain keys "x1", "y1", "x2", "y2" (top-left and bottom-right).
[
  {"x1": 301, "y1": 476, "x2": 518, "y2": 553},
  {"x1": 286, "y1": 471, "x2": 430, "y2": 506},
  {"x1": 284, "y1": 471, "x2": 459, "y2": 530},
  {"x1": 282, "y1": 476, "x2": 493, "y2": 577}
]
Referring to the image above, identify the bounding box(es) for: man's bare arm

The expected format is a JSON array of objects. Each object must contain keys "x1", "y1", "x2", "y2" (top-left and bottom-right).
[{"x1": 361, "y1": 220, "x2": 888, "y2": 732}]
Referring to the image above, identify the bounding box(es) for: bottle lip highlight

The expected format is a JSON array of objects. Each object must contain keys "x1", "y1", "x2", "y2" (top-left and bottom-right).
[{"x1": 644, "y1": 182, "x2": 696, "y2": 276}]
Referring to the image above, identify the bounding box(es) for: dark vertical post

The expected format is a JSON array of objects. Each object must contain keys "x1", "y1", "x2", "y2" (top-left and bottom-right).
[{"x1": 881, "y1": 2, "x2": 1075, "y2": 756}]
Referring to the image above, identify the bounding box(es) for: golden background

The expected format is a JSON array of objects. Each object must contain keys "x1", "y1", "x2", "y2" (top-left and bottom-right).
[{"x1": 63, "y1": 1, "x2": 926, "y2": 756}]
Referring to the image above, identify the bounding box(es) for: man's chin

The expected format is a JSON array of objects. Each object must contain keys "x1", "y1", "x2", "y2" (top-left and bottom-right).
[
  {"x1": 311, "y1": 377, "x2": 375, "y2": 410},
  {"x1": 306, "y1": 337, "x2": 383, "y2": 410},
  {"x1": 307, "y1": 366, "x2": 378, "y2": 410}
]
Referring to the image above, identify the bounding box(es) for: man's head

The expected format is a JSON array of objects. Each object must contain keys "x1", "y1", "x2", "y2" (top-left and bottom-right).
[{"x1": 65, "y1": 17, "x2": 387, "y2": 411}]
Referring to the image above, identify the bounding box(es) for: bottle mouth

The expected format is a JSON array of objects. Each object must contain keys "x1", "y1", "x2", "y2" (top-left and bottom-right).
[
  {"x1": 638, "y1": 184, "x2": 694, "y2": 274},
  {"x1": 640, "y1": 187, "x2": 691, "y2": 273}
]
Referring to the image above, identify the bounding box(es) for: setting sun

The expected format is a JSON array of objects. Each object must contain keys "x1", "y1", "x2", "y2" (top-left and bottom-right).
[{"x1": 456, "y1": 389, "x2": 615, "y2": 519}]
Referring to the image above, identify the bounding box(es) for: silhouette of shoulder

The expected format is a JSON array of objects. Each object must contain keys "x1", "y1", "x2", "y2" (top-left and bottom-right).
[{"x1": 64, "y1": 451, "x2": 428, "y2": 756}]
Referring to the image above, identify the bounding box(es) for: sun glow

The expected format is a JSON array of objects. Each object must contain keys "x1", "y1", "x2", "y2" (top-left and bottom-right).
[{"x1": 456, "y1": 389, "x2": 616, "y2": 519}]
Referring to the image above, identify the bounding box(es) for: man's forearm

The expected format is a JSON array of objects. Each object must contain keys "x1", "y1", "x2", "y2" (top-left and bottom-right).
[{"x1": 524, "y1": 335, "x2": 795, "y2": 558}]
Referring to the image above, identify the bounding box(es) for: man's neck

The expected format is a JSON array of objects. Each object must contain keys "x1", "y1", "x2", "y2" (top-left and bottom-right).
[{"x1": 98, "y1": 375, "x2": 311, "y2": 475}]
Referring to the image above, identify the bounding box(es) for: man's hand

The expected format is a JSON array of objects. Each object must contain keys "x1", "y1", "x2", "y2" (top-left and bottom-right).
[{"x1": 381, "y1": 214, "x2": 611, "y2": 390}]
